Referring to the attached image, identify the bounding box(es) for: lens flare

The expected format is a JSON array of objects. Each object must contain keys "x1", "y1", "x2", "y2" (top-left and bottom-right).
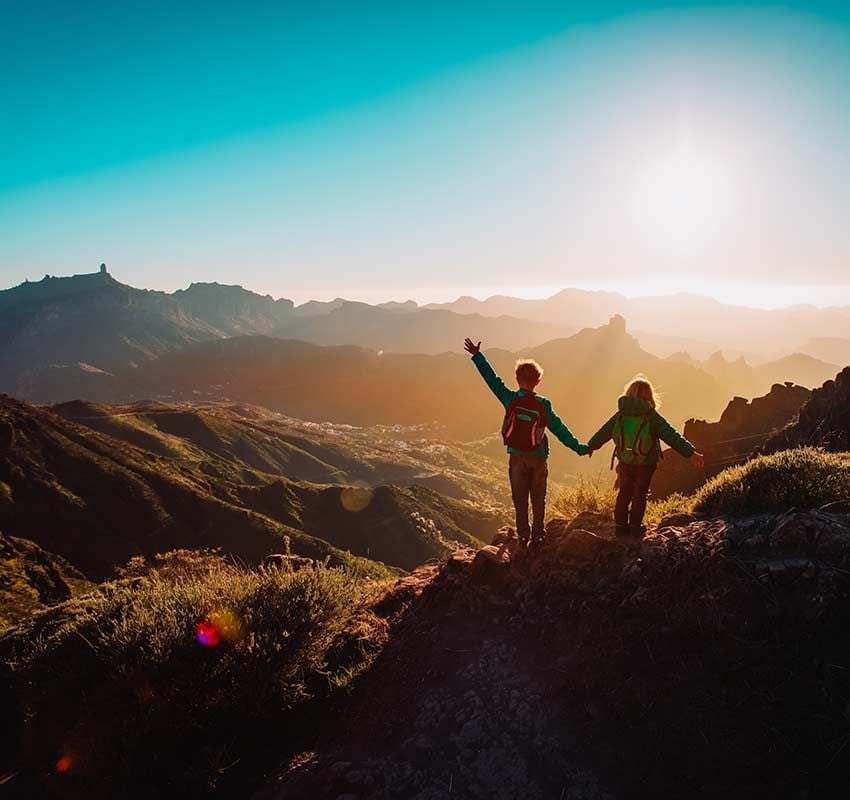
[
  {"x1": 196, "y1": 619, "x2": 221, "y2": 647},
  {"x1": 340, "y1": 486, "x2": 373, "y2": 513},
  {"x1": 210, "y1": 608, "x2": 245, "y2": 644},
  {"x1": 55, "y1": 756, "x2": 73, "y2": 773},
  {"x1": 196, "y1": 609, "x2": 245, "y2": 647}
]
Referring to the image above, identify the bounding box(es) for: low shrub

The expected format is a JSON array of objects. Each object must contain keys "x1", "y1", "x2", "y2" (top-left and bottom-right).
[
  {"x1": 1, "y1": 555, "x2": 388, "y2": 795},
  {"x1": 693, "y1": 447, "x2": 850, "y2": 515}
]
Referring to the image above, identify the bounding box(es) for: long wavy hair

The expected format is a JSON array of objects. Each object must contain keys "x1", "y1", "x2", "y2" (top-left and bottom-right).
[{"x1": 624, "y1": 374, "x2": 660, "y2": 409}]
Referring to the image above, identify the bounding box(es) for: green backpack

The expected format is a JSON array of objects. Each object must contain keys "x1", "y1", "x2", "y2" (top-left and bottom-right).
[{"x1": 611, "y1": 412, "x2": 657, "y2": 466}]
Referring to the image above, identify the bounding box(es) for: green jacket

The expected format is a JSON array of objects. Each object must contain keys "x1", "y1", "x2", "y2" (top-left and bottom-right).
[
  {"x1": 471, "y1": 351, "x2": 588, "y2": 458},
  {"x1": 588, "y1": 396, "x2": 696, "y2": 464}
]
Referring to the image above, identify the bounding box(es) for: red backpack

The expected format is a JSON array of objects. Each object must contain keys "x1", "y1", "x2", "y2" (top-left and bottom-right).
[{"x1": 502, "y1": 393, "x2": 549, "y2": 451}]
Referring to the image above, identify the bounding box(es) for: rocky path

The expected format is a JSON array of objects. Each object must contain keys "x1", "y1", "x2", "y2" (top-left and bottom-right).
[
  {"x1": 256, "y1": 508, "x2": 850, "y2": 800},
  {"x1": 256, "y1": 547, "x2": 612, "y2": 800}
]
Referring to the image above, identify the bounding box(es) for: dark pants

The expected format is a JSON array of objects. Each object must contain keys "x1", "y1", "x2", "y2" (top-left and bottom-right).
[
  {"x1": 615, "y1": 463, "x2": 657, "y2": 533},
  {"x1": 509, "y1": 453, "x2": 548, "y2": 542}
]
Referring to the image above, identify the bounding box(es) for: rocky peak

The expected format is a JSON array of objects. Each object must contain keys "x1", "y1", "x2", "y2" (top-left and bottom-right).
[
  {"x1": 607, "y1": 313, "x2": 626, "y2": 336},
  {"x1": 762, "y1": 365, "x2": 850, "y2": 453}
]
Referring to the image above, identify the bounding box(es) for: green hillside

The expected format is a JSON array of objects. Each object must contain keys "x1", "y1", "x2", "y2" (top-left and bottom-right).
[{"x1": 1, "y1": 396, "x2": 498, "y2": 587}]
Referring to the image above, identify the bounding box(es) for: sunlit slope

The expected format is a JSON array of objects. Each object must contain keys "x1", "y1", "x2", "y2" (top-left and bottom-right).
[
  {"x1": 0, "y1": 396, "x2": 378, "y2": 579},
  {"x1": 1, "y1": 397, "x2": 495, "y2": 581},
  {"x1": 0, "y1": 532, "x2": 91, "y2": 627},
  {"x1": 50, "y1": 400, "x2": 507, "y2": 506}
]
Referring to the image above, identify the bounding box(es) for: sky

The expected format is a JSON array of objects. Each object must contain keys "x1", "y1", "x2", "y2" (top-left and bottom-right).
[{"x1": 2, "y1": 1, "x2": 850, "y2": 307}]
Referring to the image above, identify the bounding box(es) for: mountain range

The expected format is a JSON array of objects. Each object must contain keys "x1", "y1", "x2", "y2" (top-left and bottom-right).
[
  {"x1": 16, "y1": 312, "x2": 839, "y2": 470},
  {"x1": 426, "y1": 288, "x2": 850, "y2": 357},
  {"x1": 2, "y1": 268, "x2": 845, "y2": 402},
  {"x1": 0, "y1": 268, "x2": 567, "y2": 396}
]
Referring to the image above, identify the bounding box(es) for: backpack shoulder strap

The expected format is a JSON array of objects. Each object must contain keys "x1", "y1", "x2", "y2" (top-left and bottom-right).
[{"x1": 611, "y1": 411, "x2": 623, "y2": 470}]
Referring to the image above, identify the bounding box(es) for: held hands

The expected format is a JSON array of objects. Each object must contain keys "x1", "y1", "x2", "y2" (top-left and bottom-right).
[
  {"x1": 691, "y1": 452, "x2": 705, "y2": 469},
  {"x1": 464, "y1": 338, "x2": 481, "y2": 356}
]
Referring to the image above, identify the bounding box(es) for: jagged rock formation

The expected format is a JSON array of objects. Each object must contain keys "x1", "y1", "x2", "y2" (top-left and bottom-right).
[
  {"x1": 761, "y1": 366, "x2": 850, "y2": 454},
  {"x1": 653, "y1": 382, "x2": 811, "y2": 498}
]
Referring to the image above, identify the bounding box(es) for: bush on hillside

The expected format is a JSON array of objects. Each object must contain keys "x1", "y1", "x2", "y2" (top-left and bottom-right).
[
  {"x1": 693, "y1": 447, "x2": 850, "y2": 516},
  {"x1": 1, "y1": 556, "x2": 388, "y2": 794}
]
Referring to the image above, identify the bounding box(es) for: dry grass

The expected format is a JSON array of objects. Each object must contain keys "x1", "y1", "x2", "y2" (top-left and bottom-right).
[
  {"x1": 1, "y1": 552, "x2": 390, "y2": 794},
  {"x1": 551, "y1": 471, "x2": 691, "y2": 528},
  {"x1": 693, "y1": 447, "x2": 850, "y2": 515}
]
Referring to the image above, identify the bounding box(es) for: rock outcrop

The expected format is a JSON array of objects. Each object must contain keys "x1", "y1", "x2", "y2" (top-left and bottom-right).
[
  {"x1": 761, "y1": 365, "x2": 850, "y2": 454},
  {"x1": 653, "y1": 381, "x2": 811, "y2": 498}
]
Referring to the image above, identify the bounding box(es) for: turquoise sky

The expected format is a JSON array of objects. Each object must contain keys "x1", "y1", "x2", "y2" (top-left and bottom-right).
[{"x1": 2, "y1": 1, "x2": 850, "y2": 306}]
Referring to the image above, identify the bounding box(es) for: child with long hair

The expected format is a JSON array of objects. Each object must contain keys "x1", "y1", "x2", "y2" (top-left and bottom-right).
[{"x1": 587, "y1": 375, "x2": 704, "y2": 541}]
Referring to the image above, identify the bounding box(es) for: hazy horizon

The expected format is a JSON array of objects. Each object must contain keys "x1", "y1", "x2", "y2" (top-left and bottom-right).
[
  {"x1": 3, "y1": 1, "x2": 850, "y2": 307},
  {"x1": 9, "y1": 265, "x2": 850, "y2": 312}
]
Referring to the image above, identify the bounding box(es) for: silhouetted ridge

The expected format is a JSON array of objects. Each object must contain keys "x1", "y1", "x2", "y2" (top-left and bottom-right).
[
  {"x1": 761, "y1": 365, "x2": 850, "y2": 453},
  {"x1": 653, "y1": 382, "x2": 812, "y2": 497}
]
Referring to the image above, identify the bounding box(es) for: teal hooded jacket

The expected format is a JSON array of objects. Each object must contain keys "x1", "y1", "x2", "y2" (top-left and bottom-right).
[
  {"x1": 471, "y1": 351, "x2": 588, "y2": 458},
  {"x1": 588, "y1": 396, "x2": 696, "y2": 464}
]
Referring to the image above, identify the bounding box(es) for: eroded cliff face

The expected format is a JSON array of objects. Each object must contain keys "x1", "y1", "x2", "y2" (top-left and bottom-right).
[
  {"x1": 761, "y1": 366, "x2": 850, "y2": 454},
  {"x1": 652, "y1": 382, "x2": 811, "y2": 498}
]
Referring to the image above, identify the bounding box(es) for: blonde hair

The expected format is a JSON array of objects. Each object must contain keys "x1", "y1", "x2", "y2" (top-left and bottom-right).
[
  {"x1": 515, "y1": 359, "x2": 543, "y2": 385},
  {"x1": 624, "y1": 374, "x2": 661, "y2": 409}
]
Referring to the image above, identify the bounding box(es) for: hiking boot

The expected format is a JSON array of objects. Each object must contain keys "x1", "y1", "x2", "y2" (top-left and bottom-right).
[
  {"x1": 529, "y1": 535, "x2": 545, "y2": 550},
  {"x1": 629, "y1": 525, "x2": 647, "y2": 541}
]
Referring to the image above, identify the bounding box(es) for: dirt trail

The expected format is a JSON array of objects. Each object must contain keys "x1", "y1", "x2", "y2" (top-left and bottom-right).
[
  {"x1": 256, "y1": 509, "x2": 850, "y2": 800},
  {"x1": 256, "y1": 549, "x2": 612, "y2": 800}
]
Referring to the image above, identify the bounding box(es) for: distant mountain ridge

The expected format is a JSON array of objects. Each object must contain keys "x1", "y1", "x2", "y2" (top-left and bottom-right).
[
  {"x1": 0, "y1": 268, "x2": 572, "y2": 395},
  {"x1": 426, "y1": 288, "x2": 850, "y2": 355},
  {"x1": 1, "y1": 269, "x2": 844, "y2": 409},
  {"x1": 23, "y1": 317, "x2": 729, "y2": 480},
  {"x1": 15, "y1": 313, "x2": 842, "y2": 479}
]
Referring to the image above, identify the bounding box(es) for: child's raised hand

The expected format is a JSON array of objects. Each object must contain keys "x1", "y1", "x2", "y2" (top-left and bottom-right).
[{"x1": 464, "y1": 338, "x2": 481, "y2": 356}]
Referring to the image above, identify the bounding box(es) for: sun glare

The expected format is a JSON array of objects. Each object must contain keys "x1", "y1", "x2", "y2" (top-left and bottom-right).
[{"x1": 631, "y1": 143, "x2": 739, "y2": 252}]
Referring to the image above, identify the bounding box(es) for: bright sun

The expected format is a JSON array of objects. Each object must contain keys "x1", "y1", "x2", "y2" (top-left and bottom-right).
[{"x1": 632, "y1": 143, "x2": 739, "y2": 252}]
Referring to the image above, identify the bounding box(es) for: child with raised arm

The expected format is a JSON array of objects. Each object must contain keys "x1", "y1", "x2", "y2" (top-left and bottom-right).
[
  {"x1": 464, "y1": 338, "x2": 590, "y2": 548},
  {"x1": 587, "y1": 375, "x2": 704, "y2": 542}
]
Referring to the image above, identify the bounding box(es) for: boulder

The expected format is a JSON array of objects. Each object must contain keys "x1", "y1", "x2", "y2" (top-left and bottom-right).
[
  {"x1": 656, "y1": 513, "x2": 700, "y2": 529},
  {"x1": 471, "y1": 545, "x2": 512, "y2": 584},
  {"x1": 770, "y1": 510, "x2": 850, "y2": 555},
  {"x1": 553, "y1": 528, "x2": 623, "y2": 563},
  {"x1": 547, "y1": 513, "x2": 616, "y2": 542}
]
